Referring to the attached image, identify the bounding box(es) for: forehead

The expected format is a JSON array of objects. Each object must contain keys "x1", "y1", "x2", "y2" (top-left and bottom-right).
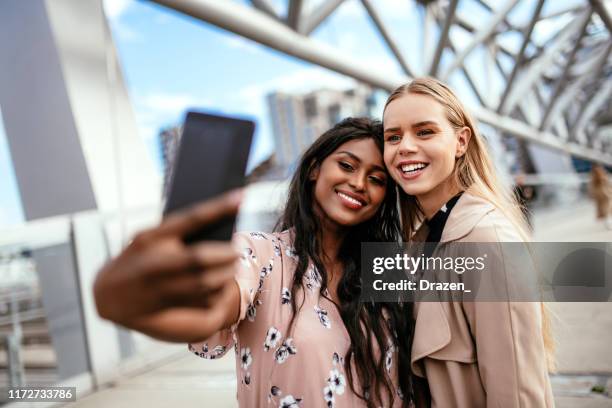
[
  {"x1": 330, "y1": 138, "x2": 384, "y2": 166},
  {"x1": 383, "y1": 93, "x2": 446, "y2": 125}
]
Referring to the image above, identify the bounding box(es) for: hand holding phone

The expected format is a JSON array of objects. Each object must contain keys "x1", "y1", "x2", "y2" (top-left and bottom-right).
[
  {"x1": 94, "y1": 111, "x2": 255, "y2": 341},
  {"x1": 94, "y1": 190, "x2": 243, "y2": 338}
]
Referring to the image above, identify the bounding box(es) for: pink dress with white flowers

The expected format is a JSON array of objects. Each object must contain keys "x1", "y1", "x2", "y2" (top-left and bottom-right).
[{"x1": 189, "y1": 231, "x2": 404, "y2": 408}]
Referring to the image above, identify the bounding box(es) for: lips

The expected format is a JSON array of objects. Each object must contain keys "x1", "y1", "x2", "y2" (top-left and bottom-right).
[{"x1": 335, "y1": 189, "x2": 367, "y2": 210}]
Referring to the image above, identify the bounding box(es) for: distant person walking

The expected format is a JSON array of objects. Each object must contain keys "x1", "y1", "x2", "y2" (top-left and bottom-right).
[
  {"x1": 589, "y1": 164, "x2": 612, "y2": 229},
  {"x1": 513, "y1": 173, "x2": 537, "y2": 230}
]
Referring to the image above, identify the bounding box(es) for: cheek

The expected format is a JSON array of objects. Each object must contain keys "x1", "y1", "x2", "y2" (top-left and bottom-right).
[
  {"x1": 383, "y1": 148, "x2": 394, "y2": 167},
  {"x1": 383, "y1": 150, "x2": 398, "y2": 179},
  {"x1": 312, "y1": 179, "x2": 328, "y2": 207},
  {"x1": 368, "y1": 186, "x2": 387, "y2": 210},
  {"x1": 430, "y1": 139, "x2": 456, "y2": 170}
]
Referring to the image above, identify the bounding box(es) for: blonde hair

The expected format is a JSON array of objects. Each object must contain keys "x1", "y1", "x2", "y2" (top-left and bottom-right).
[{"x1": 384, "y1": 77, "x2": 556, "y2": 371}]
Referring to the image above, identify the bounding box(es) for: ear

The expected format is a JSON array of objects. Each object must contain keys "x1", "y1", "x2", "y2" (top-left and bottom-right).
[{"x1": 455, "y1": 126, "x2": 471, "y2": 158}]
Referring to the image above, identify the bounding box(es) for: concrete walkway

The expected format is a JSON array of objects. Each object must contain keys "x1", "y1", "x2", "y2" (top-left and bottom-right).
[
  {"x1": 66, "y1": 200, "x2": 612, "y2": 407},
  {"x1": 532, "y1": 200, "x2": 612, "y2": 407},
  {"x1": 66, "y1": 352, "x2": 237, "y2": 408}
]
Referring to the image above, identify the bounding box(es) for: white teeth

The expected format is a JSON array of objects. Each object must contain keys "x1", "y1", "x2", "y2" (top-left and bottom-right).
[
  {"x1": 401, "y1": 163, "x2": 427, "y2": 172},
  {"x1": 337, "y1": 192, "x2": 362, "y2": 206}
]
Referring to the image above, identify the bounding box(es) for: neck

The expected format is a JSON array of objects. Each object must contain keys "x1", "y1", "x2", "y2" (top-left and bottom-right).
[
  {"x1": 417, "y1": 177, "x2": 462, "y2": 220},
  {"x1": 319, "y1": 220, "x2": 346, "y2": 265},
  {"x1": 319, "y1": 222, "x2": 346, "y2": 303}
]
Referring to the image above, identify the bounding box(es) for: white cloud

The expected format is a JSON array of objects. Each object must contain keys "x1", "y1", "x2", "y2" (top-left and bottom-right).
[
  {"x1": 0, "y1": 204, "x2": 24, "y2": 227},
  {"x1": 337, "y1": 32, "x2": 360, "y2": 51},
  {"x1": 139, "y1": 93, "x2": 214, "y2": 115},
  {"x1": 103, "y1": 0, "x2": 144, "y2": 42},
  {"x1": 103, "y1": 0, "x2": 133, "y2": 21},
  {"x1": 238, "y1": 66, "x2": 357, "y2": 103},
  {"x1": 224, "y1": 36, "x2": 267, "y2": 55},
  {"x1": 0, "y1": 206, "x2": 7, "y2": 225},
  {"x1": 132, "y1": 92, "x2": 216, "y2": 141},
  {"x1": 113, "y1": 24, "x2": 143, "y2": 42},
  {"x1": 0, "y1": 206, "x2": 10, "y2": 226},
  {"x1": 154, "y1": 13, "x2": 172, "y2": 25}
]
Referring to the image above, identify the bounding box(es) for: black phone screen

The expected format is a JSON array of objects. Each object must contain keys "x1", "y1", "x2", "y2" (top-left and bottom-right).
[{"x1": 163, "y1": 111, "x2": 254, "y2": 243}]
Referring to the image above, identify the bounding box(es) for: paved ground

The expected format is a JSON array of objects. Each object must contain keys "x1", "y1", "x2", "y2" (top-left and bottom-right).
[
  {"x1": 535, "y1": 201, "x2": 612, "y2": 407},
  {"x1": 66, "y1": 353, "x2": 237, "y2": 408},
  {"x1": 65, "y1": 200, "x2": 612, "y2": 407}
]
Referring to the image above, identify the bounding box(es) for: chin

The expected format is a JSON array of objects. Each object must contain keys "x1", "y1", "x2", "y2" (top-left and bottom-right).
[
  {"x1": 329, "y1": 211, "x2": 364, "y2": 227},
  {"x1": 398, "y1": 182, "x2": 429, "y2": 197}
]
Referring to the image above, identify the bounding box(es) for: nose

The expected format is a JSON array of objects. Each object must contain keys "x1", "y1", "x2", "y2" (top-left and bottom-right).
[
  {"x1": 398, "y1": 134, "x2": 418, "y2": 156},
  {"x1": 348, "y1": 171, "x2": 366, "y2": 192}
]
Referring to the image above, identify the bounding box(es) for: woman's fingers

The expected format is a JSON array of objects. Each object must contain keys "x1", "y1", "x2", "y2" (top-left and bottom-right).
[
  {"x1": 190, "y1": 241, "x2": 241, "y2": 268},
  {"x1": 155, "y1": 263, "x2": 238, "y2": 303},
  {"x1": 155, "y1": 189, "x2": 243, "y2": 239},
  {"x1": 129, "y1": 239, "x2": 239, "y2": 280}
]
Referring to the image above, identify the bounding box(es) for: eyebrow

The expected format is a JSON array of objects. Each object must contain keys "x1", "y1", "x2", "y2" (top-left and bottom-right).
[
  {"x1": 336, "y1": 151, "x2": 387, "y2": 173},
  {"x1": 384, "y1": 121, "x2": 441, "y2": 133},
  {"x1": 412, "y1": 120, "x2": 440, "y2": 128},
  {"x1": 383, "y1": 126, "x2": 401, "y2": 133}
]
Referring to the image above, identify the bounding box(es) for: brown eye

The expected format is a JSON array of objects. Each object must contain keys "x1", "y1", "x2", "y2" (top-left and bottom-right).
[
  {"x1": 386, "y1": 135, "x2": 401, "y2": 143},
  {"x1": 339, "y1": 161, "x2": 354, "y2": 171},
  {"x1": 369, "y1": 176, "x2": 385, "y2": 186}
]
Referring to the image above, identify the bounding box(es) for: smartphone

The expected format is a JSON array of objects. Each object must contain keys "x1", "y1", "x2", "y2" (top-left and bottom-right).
[{"x1": 163, "y1": 111, "x2": 254, "y2": 243}]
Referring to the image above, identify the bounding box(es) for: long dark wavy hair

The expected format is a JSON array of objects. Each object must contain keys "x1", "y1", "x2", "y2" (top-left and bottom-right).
[{"x1": 275, "y1": 117, "x2": 413, "y2": 406}]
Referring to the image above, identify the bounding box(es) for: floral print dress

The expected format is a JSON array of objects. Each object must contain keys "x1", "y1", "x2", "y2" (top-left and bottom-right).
[{"x1": 189, "y1": 231, "x2": 404, "y2": 407}]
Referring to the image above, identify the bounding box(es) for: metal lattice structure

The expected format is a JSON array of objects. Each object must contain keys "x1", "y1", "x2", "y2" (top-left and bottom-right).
[{"x1": 150, "y1": 0, "x2": 612, "y2": 166}]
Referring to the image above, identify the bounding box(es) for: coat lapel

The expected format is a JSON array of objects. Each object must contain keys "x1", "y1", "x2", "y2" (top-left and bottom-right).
[{"x1": 410, "y1": 192, "x2": 495, "y2": 375}]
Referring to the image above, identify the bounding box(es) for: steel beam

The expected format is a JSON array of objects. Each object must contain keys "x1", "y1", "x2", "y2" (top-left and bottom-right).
[
  {"x1": 472, "y1": 105, "x2": 612, "y2": 164},
  {"x1": 570, "y1": 42, "x2": 610, "y2": 77},
  {"x1": 539, "y1": 4, "x2": 583, "y2": 21},
  {"x1": 428, "y1": 0, "x2": 458, "y2": 76},
  {"x1": 149, "y1": 0, "x2": 406, "y2": 90},
  {"x1": 475, "y1": 0, "x2": 520, "y2": 32},
  {"x1": 497, "y1": 0, "x2": 545, "y2": 113},
  {"x1": 500, "y1": 9, "x2": 592, "y2": 115},
  {"x1": 442, "y1": 0, "x2": 519, "y2": 81},
  {"x1": 287, "y1": 0, "x2": 303, "y2": 30},
  {"x1": 540, "y1": 9, "x2": 592, "y2": 131},
  {"x1": 250, "y1": 0, "x2": 279, "y2": 19},
  {"x1": 545, "y1": 40, "x2": 611, "y2": 138},
  {"x1": 571, "y1": 43, "x2": 612, "y2": 144},
  {"x1": 147, "y1": 0, "x2": 612, "y2": 165},
  {"x1": 540, "y1": 74, "x2": 594, "y2": 138},
  {"x1": 422, "y1": 2, "x2": 435, "y2": 72},
  {"x1": 301, "y1": 0, "x2": 344, "y2": 35},
  {"x1": 590, "y1": 0, "x2": 612, "y2": 33},
  {"x1": 445, "y1": 30, "x2": 488, "y2": 107},
  {"x1": 360, "y1": 0, "x2": 415, "y2": 77},
  {"x1": 453, "y1": 13, "x2": 517, "y2": 59}
]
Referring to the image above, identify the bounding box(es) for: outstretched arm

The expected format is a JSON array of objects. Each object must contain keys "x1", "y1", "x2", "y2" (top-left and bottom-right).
[{"x1": 93, "y1": 190, "x2": 242, "y2": 342}]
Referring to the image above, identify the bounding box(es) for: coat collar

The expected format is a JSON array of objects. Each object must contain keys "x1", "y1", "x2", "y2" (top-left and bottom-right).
[
  {"x1": 440, "y1": 191, "x2": 495, "y2": 242},
  {"x1": 411, "y1": 191, "x2": 496, "y2": 243}
]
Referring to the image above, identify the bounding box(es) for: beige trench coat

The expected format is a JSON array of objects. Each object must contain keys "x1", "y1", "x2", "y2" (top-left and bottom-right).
[{"x1": 410, "y1": 192, "x2": 554, "y2": 407}]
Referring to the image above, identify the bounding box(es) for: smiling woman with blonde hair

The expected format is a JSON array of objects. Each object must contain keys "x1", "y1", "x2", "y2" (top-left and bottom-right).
[{"x1": 383, "y1": 77, "x2": 554, "y2": 407}]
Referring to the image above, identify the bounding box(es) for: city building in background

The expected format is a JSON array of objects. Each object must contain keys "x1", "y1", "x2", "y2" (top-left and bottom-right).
[
  {"x1": 158, "y1": 125, "x2": 182, "y2": 196},
  {"x1": 267, "y1": 85, "x2": 376, "y2": 174}
]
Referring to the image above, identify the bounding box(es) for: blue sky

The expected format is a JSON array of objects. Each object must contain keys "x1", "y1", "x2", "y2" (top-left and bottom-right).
[{"x1": 0, "y1": 0, "x2": 578, "y2": 227}]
